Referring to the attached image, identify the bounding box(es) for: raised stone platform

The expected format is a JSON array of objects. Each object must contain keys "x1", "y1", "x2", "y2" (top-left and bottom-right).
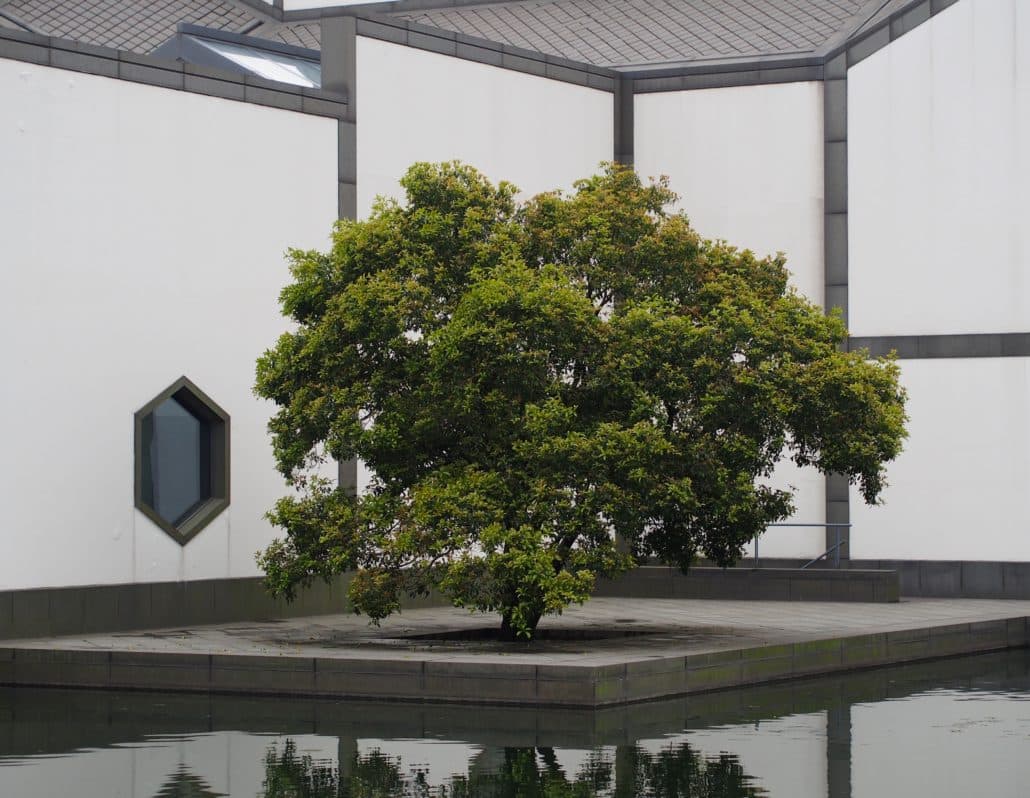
[{"x1": 0, "y1": 597, "x2": 1027, "y2": 707}]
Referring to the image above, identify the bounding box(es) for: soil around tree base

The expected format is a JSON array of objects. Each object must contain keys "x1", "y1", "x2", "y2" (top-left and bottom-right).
[{"x1": 402, "y1": 626, "x2": 673, "y2": 642}]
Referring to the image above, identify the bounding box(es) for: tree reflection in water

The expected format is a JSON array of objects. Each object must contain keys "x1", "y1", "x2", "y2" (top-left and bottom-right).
[{"x1": 260, "y1": 738, "x2": 767, "y2": 797}]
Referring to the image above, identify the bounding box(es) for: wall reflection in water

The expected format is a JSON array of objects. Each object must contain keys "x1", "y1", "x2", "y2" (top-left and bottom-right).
[{"x1": 0, "y1": 649, "x2": 1027, "y2": 797}]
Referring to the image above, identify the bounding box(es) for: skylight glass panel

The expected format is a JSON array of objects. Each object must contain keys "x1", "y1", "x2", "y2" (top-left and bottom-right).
[{"x1": 192, "y1": 37, "x2": 321, "y2": 88}]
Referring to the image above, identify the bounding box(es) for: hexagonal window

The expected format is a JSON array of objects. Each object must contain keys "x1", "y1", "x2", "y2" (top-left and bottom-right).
[{"x1": 134, "y1": 377, "x2": 229, "y2": 544}]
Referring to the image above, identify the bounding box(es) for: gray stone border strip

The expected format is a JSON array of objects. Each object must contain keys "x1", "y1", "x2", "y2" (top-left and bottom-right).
[
  {"x1": 594, "y1": 567, "x2": 899, "y2": 603},
  {"x1": 823, "y1": 47, "x2": 850, "y2": 560},
  {"x1": 719, "y1": 558, "x2": 1030, "y2": 600},
  {"x1": 0, "y1": 576, "x2": 343, "y2": 641},
  {"x1": 849, "y1": 333, "x2": 1030, "y2": 359},
  {"x1": 0, "y1": 616, "x2": 1024, "y2": 707},
  {"x1": 352, "y1": 15, "x2": 617, "y2": 92},
  {"x1": 627, "y1": 56, "x2": 824, "y2": 93},
  {"x1": 2, "y1": 649, "x2": 1021, "y2": 755},
  {"x1": 0, "y1": 575, "x2": 448, "y2": 642},
  {"x1": 613, "y1": 75, "x2": 633, "y2": 165}
]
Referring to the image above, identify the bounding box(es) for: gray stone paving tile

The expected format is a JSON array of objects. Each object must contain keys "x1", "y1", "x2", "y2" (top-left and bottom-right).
[{"x1": 2, "y1": 596, "x2": 1027, "y2": 706}]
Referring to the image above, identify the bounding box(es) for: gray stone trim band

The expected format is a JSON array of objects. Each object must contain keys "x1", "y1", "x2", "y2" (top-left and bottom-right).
[
  {"x1": 628, "y1": 57, "x2": 824, "y2": 93},
  {"x1": 321, "y1": 15, "x2": 362, "y2": 494},
  {"x1": 0, "y1": 575, "x2": 447, "y2": 641},
  {"x1": 351, "y1": 16, "x2": 617, "y2": 91},
  {"x1": 595, "y1": 566, "x2": 899, "y2": 603},
  {"x1": 0, "y1": 576, "x2": 345, "y2": 641},
  {"x1": 827, "y1": 0, "x2": 961, "y2": 68},
  {"x1": 849, "y1": 333, "x2": 1030, "y2": 359},
  {"x1": 2, "y1": 616, "x2": 1025, "y2": 707},
  {"x1": 0, "y1": 26, "x2": 349, "y2": 119},
  {"x1": 613, "y1": 76, "x2": 633, "y2": 165},
  {"x1": 632, "y1": 64, "x2": 824, "y2": 93},
  {"x1": 823, "y1": 52, "x2": 850, "y2": 560},
  {"x1": 731, "y1": 557, "x2": 1030, "y2": 600},
  {"x1": 2, "y1": 654, "x2": 1017, "y2": 753}
]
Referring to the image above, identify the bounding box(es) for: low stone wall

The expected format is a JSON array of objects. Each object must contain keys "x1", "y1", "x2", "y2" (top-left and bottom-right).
[
  {"x1": 0, "y1": 575, "x2": 446, "y2": 641},
  {"x1": 594, "y1": 566, "x2": 900, "y2": 603},
  {"x1": 721, "y1": 558, "x2": 1030, "y2": 600}
]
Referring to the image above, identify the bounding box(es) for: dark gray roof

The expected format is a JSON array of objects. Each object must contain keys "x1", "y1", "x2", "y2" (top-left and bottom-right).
[
  {"x1": 0, "y1": 0, "x2": 262, "y2": 53},
  {"x1": 386, "y1": 0, "x2": 878, "y2": 67},
  {"x1": 0, "y1": 0, "x2": 921, "y2": 67},
  {"x1": 852, "y1": 0, "x2": 914, "y2": 37},
  {"x1": 254, "y1": 21, "x2": 322, "y2": 50}
]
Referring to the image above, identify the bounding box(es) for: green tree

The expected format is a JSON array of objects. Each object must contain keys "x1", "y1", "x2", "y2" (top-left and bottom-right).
[{"x1": 255, "y1": 162, "x2": 906, "y2": 639}]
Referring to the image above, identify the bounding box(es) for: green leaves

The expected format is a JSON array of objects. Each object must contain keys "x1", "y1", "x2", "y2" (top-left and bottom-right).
[{"x1": 255, "y1": 161, "x2": 907, "y2": 638}]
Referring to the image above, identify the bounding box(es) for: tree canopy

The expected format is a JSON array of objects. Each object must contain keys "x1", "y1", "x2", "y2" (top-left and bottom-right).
[{"x1": 255, "y1": 162, "x2": 907, "y2": 639}]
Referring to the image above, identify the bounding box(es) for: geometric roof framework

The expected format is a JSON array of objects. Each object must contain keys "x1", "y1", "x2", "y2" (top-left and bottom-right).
[{"x1": 134, "y1": 377, "x2": 230, "y2": 546}]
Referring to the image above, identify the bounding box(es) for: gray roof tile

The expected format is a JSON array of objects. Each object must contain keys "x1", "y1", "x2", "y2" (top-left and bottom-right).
[
  {"x1": 0, "y1": 0, "x2": 258, "y2": 53},
  {"x1": 254, "y1": 20, "x2": 322, "y2": 50},
  {"x1": 853, "y1": 0, "x2": 916, "y2": 36},
  {"x1": 0, "y1": 0, "x2": 916, "y2": 69},
  {"x1": 390, "y1": 0, "x2": 873, "y2": 66}
]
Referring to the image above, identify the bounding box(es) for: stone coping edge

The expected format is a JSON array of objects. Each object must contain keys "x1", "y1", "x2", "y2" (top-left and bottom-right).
[
  {"x1": 595, "y1": 566, "x2": 900, "y2": 603},
  {"x1": 1, "y1": 616, "x2": 1025, "y2": 708}
]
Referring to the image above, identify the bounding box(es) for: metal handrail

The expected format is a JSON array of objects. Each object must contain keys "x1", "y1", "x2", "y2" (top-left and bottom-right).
[{"x1": 754, "y1": 522, "x2": 852, "y2": 568}]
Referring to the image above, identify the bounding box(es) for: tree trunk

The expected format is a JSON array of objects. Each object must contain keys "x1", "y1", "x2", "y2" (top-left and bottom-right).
[{"x1": 499, "y1": 607, "x2": 543, "y2": 641}]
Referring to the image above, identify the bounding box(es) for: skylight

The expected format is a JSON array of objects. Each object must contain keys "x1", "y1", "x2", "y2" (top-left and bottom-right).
[{"x1": 191, "y1": 36, "x2": 321, "y2": 88}]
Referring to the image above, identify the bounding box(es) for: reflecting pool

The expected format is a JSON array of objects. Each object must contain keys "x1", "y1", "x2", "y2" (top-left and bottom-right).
[{"x1": 1, "y1": 649, "x2": 1028, "y2": 796}]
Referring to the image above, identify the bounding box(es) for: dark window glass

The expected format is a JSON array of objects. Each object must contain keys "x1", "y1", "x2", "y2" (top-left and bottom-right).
[{"x1": 141, "y1": 397, "x2": 210, "y2": 525}]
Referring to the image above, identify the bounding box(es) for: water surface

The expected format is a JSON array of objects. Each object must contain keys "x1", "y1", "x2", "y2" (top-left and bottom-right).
[{"x1": 1, "y1": 649, "x2": 1027, "y2": 796}]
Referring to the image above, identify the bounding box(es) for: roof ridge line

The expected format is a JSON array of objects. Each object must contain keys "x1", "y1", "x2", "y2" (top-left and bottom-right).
[
  {"x1": 815, "y1": 0, "x2": 894, "y2": 57},
  {"x1": 0, "y1": 6, "x2": 43, "y2": 35},
  {"x1": 228, "y1": 0, "x2": 285, "y2": 22},
  {"x1": 278, "y1": 0, "x2": 531, "y2": 23}
]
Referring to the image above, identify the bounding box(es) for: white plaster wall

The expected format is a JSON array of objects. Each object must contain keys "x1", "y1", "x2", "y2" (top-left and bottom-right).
[
  {"x1": 849, "y1": 0, "x2": 1030, "y2": 336},
  {"x1": 355, "y1": 37, "x2": 614, "y2": 494},
  {"x1": 355, "y1": 37, "x2": 614, "y2": 215},
  {"x1": 634, "y1": 82, "x2": 825, "y2": 304},
  {"x1": 851, "y1": 357, "x2": 1030, "y2": 561},
  {"x1": 635, "y1": 82, "x2": 827, "y2": 558},
  {"x1": 0, "y1": 59, "x2": 338, "y2": 589}
]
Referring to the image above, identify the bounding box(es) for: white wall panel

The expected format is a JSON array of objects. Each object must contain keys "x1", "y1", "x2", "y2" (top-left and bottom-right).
[
  {"x1": 635, "y1": 82, "x2": 827, "y2": 557},
  {"x1": 355, "y1": 37, "x2": 614, "y2": 216},
  {"x1": 634, "y1": 82, "x2": 825, "y2": 305},
  {"x1": 851, "y1": 357, "x2": 1030, "y2": 561},
  {"x1": 849, "y1": 0, "x2": 1030, "y2": 336},
  {"x1": 355, "y1": 37, "x2": 614, "y2": 495},
  {"x1": 0, "y1": 59, "x2": 338, "y2": 589}
]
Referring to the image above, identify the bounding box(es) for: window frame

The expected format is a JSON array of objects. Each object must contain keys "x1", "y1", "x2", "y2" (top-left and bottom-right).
[{"x1": 134, "y1": 376, "x2": 230, "y2": 544}]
